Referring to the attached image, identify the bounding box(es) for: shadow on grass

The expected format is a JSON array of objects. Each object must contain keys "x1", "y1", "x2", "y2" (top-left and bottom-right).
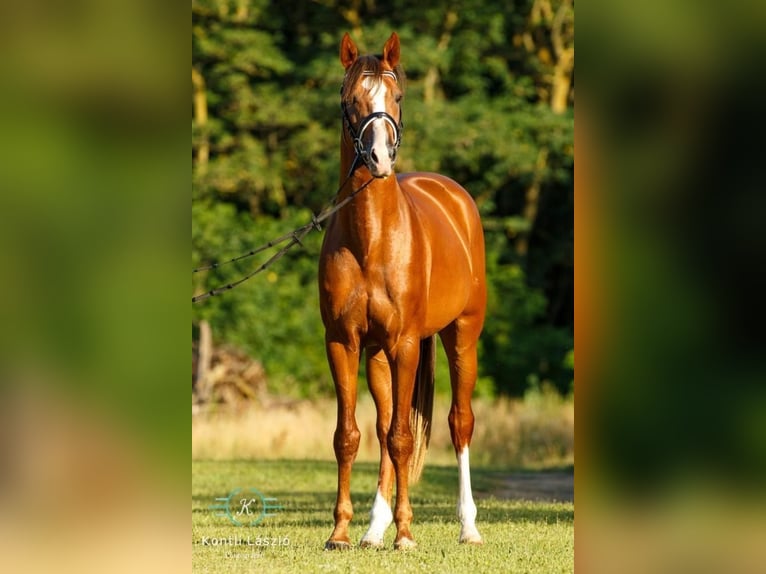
[{"x1": 193, "y1": 459, "x2": 573, "y2": 526}]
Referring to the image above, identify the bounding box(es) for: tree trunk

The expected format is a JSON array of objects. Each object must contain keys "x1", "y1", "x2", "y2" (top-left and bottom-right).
[
  {"x1": 516, "y1": 147, "x2": 549, "y2": 257},
  {"x1": 551, "y1": 55, "x2": 574, "y2": 114},
  {"x1": 196, "y1": 320, "x2": 213, "y2": 401},
  {"x1": 192, "y1": 67, "x2": 209, "y2": 172},
  {"x1": 550, "y1": 0, "x2": 574, "y2": 114}
]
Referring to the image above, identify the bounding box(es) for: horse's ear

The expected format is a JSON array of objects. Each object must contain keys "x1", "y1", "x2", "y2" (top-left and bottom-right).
[
  {"x1": 382, "y1": 32, "x2": 400, "y2": 69},
  {"x1": 340, "y1": 33, "x2": 358, "y2": 70}
]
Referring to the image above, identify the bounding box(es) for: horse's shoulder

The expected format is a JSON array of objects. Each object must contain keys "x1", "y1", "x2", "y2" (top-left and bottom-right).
[
  {"x1": 397, "y1": 171, "x2": 457, "y2": 186},
  {"x1": 397, "y1": 172, "x2": 479, "y2": 221},
  {"x1": 398, "y1": 172, "x2": 470, "y2": 200}
]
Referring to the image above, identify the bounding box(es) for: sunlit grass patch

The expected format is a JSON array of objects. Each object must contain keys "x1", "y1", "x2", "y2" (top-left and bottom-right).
[{"x1": 192, "y1": 460, "x2": 573, "y2": 573}]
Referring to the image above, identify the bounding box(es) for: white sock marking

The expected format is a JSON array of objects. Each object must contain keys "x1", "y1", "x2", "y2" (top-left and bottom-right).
[
  {"x1": 360, "y1": 489, "x2": 393, "y2": 546},
  {"x1": 457, "y1": 447, "x2": 482, "y2": 543}
]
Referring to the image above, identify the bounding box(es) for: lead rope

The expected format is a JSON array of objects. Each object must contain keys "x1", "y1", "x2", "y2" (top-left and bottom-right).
[{"x1": 192, "y1": 171, "x2": 373, "y2": 303}]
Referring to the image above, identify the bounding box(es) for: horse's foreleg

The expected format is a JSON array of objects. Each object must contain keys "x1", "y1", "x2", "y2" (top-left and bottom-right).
[
  {"x1": 360, "y1": 347, "x2": 394, "y2": 548},
  {"x1": 388, "y1": 337, "x2": 420, "y2": 549},
  {"x1": 441, "y1": 322, "x2": 484, "y2": 545},
  {"x1": 325, "y1": 338, "x2": 361, "y2": 550}
]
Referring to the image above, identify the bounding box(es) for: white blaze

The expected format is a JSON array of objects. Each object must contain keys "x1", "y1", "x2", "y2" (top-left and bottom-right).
[{"x1": 362, "y1": 76, "x2": 393, "y2": 176}]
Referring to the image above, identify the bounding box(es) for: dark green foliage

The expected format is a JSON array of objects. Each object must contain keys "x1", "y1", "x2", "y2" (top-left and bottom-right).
[
  {"x1": 192, "y1": 0, "x2": 574, "y2": 397},
  {"x1": 483, "y1": 251, "x2": 574, "y2": 396}
]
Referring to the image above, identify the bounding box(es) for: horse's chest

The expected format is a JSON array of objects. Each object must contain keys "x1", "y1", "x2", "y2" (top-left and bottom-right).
[
  {"x1": 365, "y1": 279, "x2": 401, "y2": 329},
  {"x1": 359, "y1": 270, "x2": 405, "y2": 323},
  {"x1": 324, "y1": 255, "x2": 411, "y2": 335}
]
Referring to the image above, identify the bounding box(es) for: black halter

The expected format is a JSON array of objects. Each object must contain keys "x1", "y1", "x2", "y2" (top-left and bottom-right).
[{"x1": 340, "y1": 71, "x2": 404, "y2": 174}]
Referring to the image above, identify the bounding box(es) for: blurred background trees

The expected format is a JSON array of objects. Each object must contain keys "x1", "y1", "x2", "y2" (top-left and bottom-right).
[{"x1": 192, "y1": 0, "x2": 574, "y2": 398}]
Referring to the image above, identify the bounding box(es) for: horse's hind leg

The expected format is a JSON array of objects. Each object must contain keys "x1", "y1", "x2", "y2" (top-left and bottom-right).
[
  {"x1": 388, "y1": 336, "x2": 421, "y2": 549},
  {"x1": 325, "y1": 337, "x2": 361, "y2": 550},
  {"x1": 440, "y1": 318, "x2": 484, "y2": 544},
  {"x1": 359, "y1": 346, "x2": 394, "y2": 548}
]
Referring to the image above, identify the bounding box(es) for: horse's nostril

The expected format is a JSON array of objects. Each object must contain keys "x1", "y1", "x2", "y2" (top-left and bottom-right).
[{"x1": 370, "y1": 149, "x2": 379, "y2": 163}]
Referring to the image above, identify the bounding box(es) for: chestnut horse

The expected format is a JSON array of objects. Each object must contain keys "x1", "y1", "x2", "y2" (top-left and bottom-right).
[{"x1": 318, "y1": 32, "x2": 486, "y2": 550}]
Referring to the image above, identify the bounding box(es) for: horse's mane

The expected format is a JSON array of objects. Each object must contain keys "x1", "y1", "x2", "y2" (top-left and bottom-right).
[{"x1": 341, "y1": 55, "x2": 406, "y2": 101}]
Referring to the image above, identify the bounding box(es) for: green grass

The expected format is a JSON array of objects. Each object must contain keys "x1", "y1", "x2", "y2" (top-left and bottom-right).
[{"x1": 192, "y1": 460, "x2": 573, "y2": 573}]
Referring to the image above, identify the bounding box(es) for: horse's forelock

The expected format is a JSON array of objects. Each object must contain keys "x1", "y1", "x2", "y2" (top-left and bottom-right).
[{"x1": 342, "y1": 55, "x2": 405, "y2": 101}]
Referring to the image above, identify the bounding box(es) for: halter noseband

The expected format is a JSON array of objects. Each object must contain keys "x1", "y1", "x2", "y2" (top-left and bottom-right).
[{"x1": 341, "y1": 70, "x2": 404, "y2": 175}]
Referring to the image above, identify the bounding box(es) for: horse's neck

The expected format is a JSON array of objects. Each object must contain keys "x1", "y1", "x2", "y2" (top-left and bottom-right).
[{"x1": 338, "y1": 143, "x2": 404, "y2": 249}]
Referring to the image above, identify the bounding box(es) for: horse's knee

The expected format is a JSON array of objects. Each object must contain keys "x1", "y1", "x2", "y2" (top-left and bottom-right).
[
  {"x1": 387, "y1": 426, "x2": 413, "y2": 461},
  {"x1": 334, "y1": 424, "x2": 361, "y2": 461}
]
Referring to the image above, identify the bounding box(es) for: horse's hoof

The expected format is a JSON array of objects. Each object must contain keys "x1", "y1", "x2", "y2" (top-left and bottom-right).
[
  {"x1": 458, "y1": 529, "x2": 484, "y2": 545},
  {"x1": 459, "y1": 536, "x2": 484, "y2": 545},
  {"x1": 359, "y1": 538, "x2": 385, "y2": 549},
  {"x1": 324, "y1": 540, "x2": 352, "y2": 551},
  {"x1": 393, "y1": 537, "x2": 417, "y2": 550}
]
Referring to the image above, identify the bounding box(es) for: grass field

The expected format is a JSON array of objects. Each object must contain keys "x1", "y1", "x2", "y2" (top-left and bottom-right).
[{"x1": 192, "y1": 460, "x2": 573, "y2": 573}]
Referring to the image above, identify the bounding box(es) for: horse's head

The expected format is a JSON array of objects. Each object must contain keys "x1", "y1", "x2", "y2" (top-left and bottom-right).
[{"x1": 340, "y1": 32, "x2": 404, "y2": 178}]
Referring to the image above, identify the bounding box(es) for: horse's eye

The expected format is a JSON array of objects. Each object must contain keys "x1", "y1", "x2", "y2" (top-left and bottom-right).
[{"x1": 395, "y1": 94, "x2": 403, "y2": 103}]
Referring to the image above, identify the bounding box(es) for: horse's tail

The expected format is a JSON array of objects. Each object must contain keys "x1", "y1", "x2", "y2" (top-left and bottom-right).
[{"x1": 409, "y1": 335, "x2": 436, "y2": 484}]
